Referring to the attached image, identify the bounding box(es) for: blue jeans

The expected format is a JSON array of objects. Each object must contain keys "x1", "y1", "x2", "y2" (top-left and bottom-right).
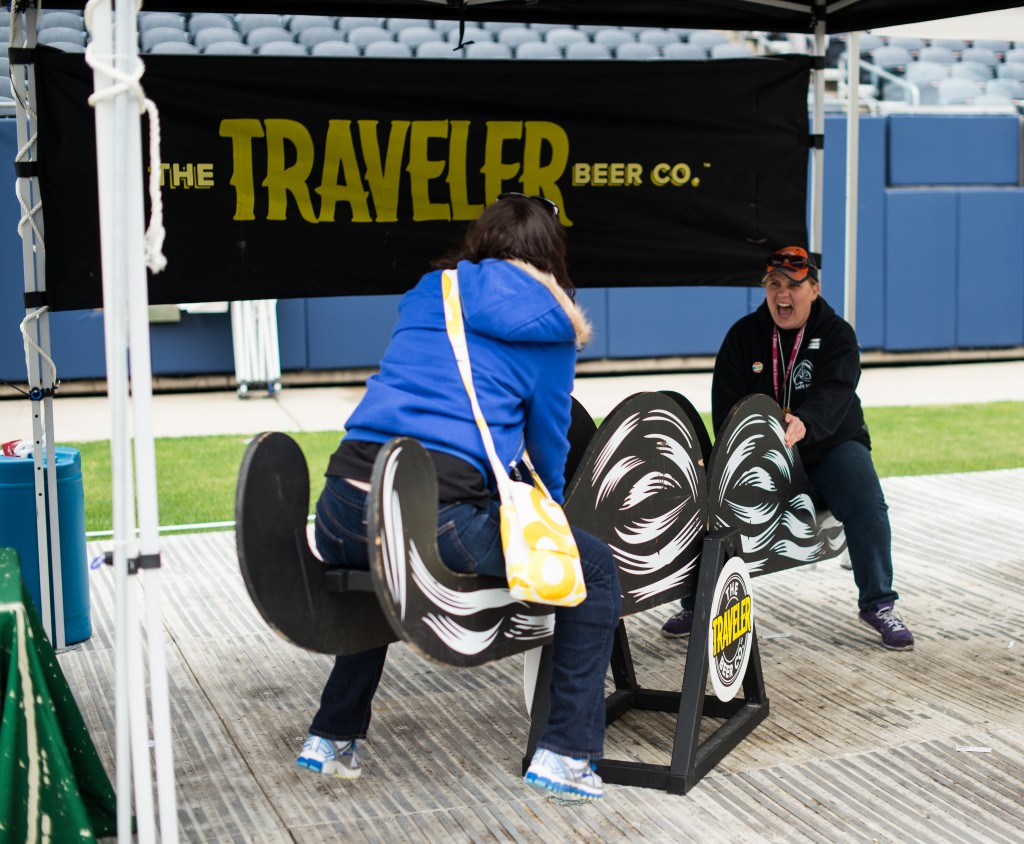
[
  {"x1": 309, "y1": 475, "x2": 621, "y2": 760},
  {"x1": 807, "y1": 440, "x2": 898, "y2": 611},
  {"x1": 677, "y1": 439, "x2": 898, "y2": 614}
]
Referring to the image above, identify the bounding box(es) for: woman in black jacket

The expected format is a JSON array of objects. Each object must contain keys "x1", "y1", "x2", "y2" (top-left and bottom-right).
[{"x1": 662, "y1": 246, "x2": 914, "y2": 651}]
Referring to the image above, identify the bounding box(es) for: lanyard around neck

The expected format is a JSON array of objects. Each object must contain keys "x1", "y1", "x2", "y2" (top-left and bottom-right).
[{"x1": 771, "y1": 324, "x2": 805, "y2": 414}]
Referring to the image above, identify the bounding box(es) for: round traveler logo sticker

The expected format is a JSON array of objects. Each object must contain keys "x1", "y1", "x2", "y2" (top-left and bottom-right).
[
  {"x1": 708, "y1": 557, "x2": 754, "y2": 702},
  {"x1": 752, "y1": 362, "x2": 764, "y2": 374}
]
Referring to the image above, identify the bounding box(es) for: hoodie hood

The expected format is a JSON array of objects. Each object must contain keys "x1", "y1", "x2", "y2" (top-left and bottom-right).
[{"x1": 456, "y1": 259, "x2": 592, "y2": 348}]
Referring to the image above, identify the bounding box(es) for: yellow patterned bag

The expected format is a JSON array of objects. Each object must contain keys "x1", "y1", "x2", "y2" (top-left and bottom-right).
[{"x1": 442, "y1": 270, "x2": 586, "y2": 608}]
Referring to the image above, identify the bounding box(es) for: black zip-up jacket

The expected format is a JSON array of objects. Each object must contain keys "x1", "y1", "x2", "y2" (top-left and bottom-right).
[{"x1": 710, "y1": 296, "x2": 871, "y2": 467}]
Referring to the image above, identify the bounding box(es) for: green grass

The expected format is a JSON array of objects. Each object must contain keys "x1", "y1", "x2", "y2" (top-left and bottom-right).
[{"x1": 67, "y1": 401, "x2": 1023, "y2": 534}]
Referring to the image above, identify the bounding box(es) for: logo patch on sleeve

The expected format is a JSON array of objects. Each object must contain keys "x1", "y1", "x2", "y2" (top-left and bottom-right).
[{"x1": 752, "y1": 362, "x2": 764, "y2": 373}]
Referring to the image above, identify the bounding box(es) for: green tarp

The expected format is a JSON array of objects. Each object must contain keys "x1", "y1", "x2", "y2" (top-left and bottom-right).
[{"x1": 0, "y1": 547, "x2": 117, "y2": 842}]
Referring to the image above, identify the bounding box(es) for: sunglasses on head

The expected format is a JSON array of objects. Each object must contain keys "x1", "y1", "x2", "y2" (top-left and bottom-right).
[
  {"x1": 766, "y1": 251, "x2": 811, "y2": 270},
  {"x1": 497, "y1": 191, "x2": 560, "y2": 218}
]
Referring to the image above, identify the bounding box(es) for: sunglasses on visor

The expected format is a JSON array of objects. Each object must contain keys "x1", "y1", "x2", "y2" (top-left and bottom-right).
[
  {"x1": 766, "y1": 251, "x2": 811, "y2": 270},
  {"x1": 497, "y1": 192, "x2": 560, "y2": 217}
]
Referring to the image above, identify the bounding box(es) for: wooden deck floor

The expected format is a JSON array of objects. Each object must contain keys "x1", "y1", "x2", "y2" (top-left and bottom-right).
[{"x1": 59, "y1": 468, "x2": 1024, "y2": 843}]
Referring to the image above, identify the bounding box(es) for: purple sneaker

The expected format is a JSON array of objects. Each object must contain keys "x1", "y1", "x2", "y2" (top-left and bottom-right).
[
  {"x1": 660, "y1": 608, "x2": 694, "y2": 638},
  {"x1": 859, "y1": 602, "x2": 914, "y2": 651}
]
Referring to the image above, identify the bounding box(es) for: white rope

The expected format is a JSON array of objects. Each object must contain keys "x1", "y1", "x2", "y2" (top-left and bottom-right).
[
  {"x1": 10, "y1": 18, "x2": 45, "y2": 251},
  {"x1": 20, "y1": 307, "x2": 58, "y2": 387},
  {"x1": 83, "y1": 0, "x2": 168, "y2": 274}
]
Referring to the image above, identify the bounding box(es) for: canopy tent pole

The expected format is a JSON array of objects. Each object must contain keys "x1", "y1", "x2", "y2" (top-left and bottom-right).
[
  {"x1": 844, "y1": 31, "x2": 861, "y2": 329},
  {"x1": 85, "y1": 0, "x2": 177, "y2": 840},
  {"x1": 809, "y1": 17, "x2": 826, "y2": 264}
]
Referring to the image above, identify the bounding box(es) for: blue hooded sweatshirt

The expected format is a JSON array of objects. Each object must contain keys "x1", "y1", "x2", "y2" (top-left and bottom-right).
[{"x1": 342, "y1": 258, "x2": 590, "y2": 503}]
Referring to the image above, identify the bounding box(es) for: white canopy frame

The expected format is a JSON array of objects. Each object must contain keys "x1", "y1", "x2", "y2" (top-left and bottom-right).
[{"x1": 14, "y1": 1, "x2": 1010, "y2": 841}]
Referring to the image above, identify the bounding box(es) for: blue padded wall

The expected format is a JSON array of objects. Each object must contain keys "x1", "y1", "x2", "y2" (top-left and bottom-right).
[
  {"x1": 574, "y1": 288, "x2": 609, "y2": 360},
  {"x1": 305, "y1": 295, "x2": 402, "y2": 370},
  {"x1": 885, "y1": 189, "x2": 958, "y2": 350},
  {"x1": 957, "y1": 190, "x2": 1024, "y2": 348},
  {"x1": 276, "y1": 299, "x2": 308, "y2": 371},
  {"x1": 606, "y1": 287, "x2": 750, "y2": 358},
  {"x1": 151, "y1": 313, "x2": 234, "y2": 375},
  {"x1": 889, "y1": 115, "x2": 1020, "y2": 186},
  {"x1": 822, "y1": 115, "x2": 887, "y2": 349}
]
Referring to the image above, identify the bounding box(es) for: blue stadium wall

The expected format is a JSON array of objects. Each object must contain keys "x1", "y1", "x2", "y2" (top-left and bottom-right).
[{"x1": 1, "y1": 112, "x2": 1022, "y2": 382}]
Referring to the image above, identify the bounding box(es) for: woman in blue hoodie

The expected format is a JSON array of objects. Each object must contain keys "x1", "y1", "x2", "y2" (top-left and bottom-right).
[{"x1": 295, "y1": 194, "x2": 621, "y2": 804}]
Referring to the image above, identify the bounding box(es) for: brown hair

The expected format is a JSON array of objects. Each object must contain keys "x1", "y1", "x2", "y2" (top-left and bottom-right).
[{"x1": 433, "y1": 196, "x2": 574, "y2": 297}]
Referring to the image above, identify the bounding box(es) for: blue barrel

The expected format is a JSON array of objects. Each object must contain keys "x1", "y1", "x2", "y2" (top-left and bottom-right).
[{"x1": 0, "y1": 446, "x2": 91, "y2": 645}]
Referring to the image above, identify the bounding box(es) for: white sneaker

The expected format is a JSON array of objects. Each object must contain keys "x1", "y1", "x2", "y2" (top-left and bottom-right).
[
  {"x1": 295, "y1": 734, "x2": 361, "y2": 780},
  {"x1": 524, "y1": 748, "x2": 603, "y2": 803}
]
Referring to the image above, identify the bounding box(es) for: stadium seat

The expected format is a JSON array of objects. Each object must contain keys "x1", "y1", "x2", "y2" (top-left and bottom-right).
[
  {"x1": 616, "y1": 42, "x2": 661, "y2": 60},
  {"x1": 711, "y1": 43, "x2": 754, "y2": 59},
  {"x1": 972, "y1": 39, "x2": 1010, "y2": 56},
  {"x1": 384, "y1": 18, "x2": 424, "y2": 34},
  {"x1": 918, "y1": 46, "x2": 956, "y2": 64},
  {"x1": 973, "y1": 93, "x2": 1014, "y2": 107},
  {"x1": 662, "y1": 42, "x2": 707, "y2": 60},
  {"x1": 37, "y1": 27, "x2": 86, "y2": 47},
  {"x1": 347, "y1": 25, "x2": 393, "y2": 50},
  {"x1": 149, "y1": 41, "x2": 199, "y2": 55},
  {"x1": 364, "y1": 40, "x2": 413, "y2": 58},
  {"x1": 545, "y1": 28, "x2": 588, "y2": 51},
  {"x1": 564, "y1": 42, "x2": 612, "y2": 60},
  {"x1": 288, "y1": 15, "x2": 335, "y2": 35},
  {"x1": 498, "y1": 27, "x2": 541, "y2": 49},
  {"x1": 432, "y1": 19, "x2": 460, "y2": 35},
  {"x1": 416, "y1": 41, "x2": 460, "y2": 58},
  {"x1": 338, "y1": 17, "x2": 384, "y2": 33},
  {"x1": 885, "y1": 36, "x2": 925, "y2": 55},
  {"x1": 951, "y1": 61, "x2": 994, "y2": 82},
  {"x1": 37, "y1": 11, "x2": 85, "y2": 32},
  {"x1": 515, "y1": 41, "x2": 563, "y2": 60},
  {"x1": 444, "y1": 26, "x2": 492, "y2": 44},
  {"x1": 997, "y1": 61, "x2": 1024, "y2": 81},
  {"x1": 593, "y1": 28, "x2": 634, "y2": 51},
  {"x1": 1004, "y1": 48, "x2": 1024, "y2": 64},
  {"x1": 929, "y1": 38, "x2": 966, "y2": 52},
  {"x1": 904, "y1": 60, "x2": 950, "y2": 104},
  {"x1": 688, "y1": 31, "x2": 730, "y2": 51},
  {"x1": 396, "y1": 26, "x2": 439, "y2": 49},
  {"x1": 298, "y1": 27, "x2": 346, "y2": 49},
  {"x1": 193, "y1": 28, "x2": 242, "y2": 51},
  {"x1": 482, "y1": 21, "x2": 521, "y2": 34},
  {"x1": 986, "y1": 77, "x2": 1024, "y2": 99},
  {"x1": 246, "y1": 27, "x2": 295, "y2": 50},
  {"x1": 637, "y1": 28, "x2": 680, "y2": 49},
  {"x1": 937, "y1": 76, "x2": 982, "y2": 104},
  {"x1": 188, "y1": 13, "x2": 236, "y2": 35},
  {"x1": 236, "y1": 14, "x2": 286, "y2": 36},
  {"x1": 960, "y1": 47, "x2": 999, "y2": 68},
  {"x1": 464, "y1": 41, "x2": 512, "y2": 59},
  {"x1": 869, "y1": 45, "x2": 912, "y2": 73},
  {"x1": 140, "y1": 27, "x2": 190, "y2": 51},
  {"x1": 527, "y1": 23, "x2": 566, "y2": 34},
  {"x1": 311, "y1": 41, "x2": 360, "y2": 57},
  {"x1": 203, "y1": 41, "x2": 254, "y2": 55},
  {"x1": 855, "y1": 33, "x2": 884, "y2": 54},
  {"x1": 138, "y1": 12, "x2": 186, "y2": 33},
  {"x1": 43, "y1": 41, "x2": 86, "y2": 53},
  {"x1": 257, "y1": 41, "x2": 309, "y2": 56}
]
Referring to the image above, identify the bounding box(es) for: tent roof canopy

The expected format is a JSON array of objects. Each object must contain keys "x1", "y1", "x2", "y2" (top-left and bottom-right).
[{"x1": 41, "y1": 0, "x2": 1024, "y2": 35}]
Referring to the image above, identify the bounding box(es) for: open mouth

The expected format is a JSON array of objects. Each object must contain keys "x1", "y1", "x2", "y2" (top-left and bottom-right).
[{"x1": 776, "y1": 303, "x2": 793, "y2": 316}]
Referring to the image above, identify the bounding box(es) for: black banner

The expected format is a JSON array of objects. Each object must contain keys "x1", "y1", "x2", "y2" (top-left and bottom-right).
[{"x1": 35, "y1": 48, "x2": 810, "y2": 311}]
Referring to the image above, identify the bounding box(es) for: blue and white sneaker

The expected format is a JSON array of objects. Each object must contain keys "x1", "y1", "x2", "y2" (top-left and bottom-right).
[
  {"x1": 524, "y1": 748, "x2": 603, "y2": 803},
  {"x1": 296, "y1": 734, "x2": 361, "y2": 780}
]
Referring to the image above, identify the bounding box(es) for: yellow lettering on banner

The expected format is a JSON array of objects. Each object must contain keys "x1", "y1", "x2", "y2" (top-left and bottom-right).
[
  {"x1": 521, "y1": 121, "x2": 571, "y2": 226},
  {"x1": 712, "y1": 615, "x2": 723, "y2": 655},
  {"x1": 652, "y1": 162, "x2": 693, "y2": 187},
  {"x1": 572, "y1": 163, "x2": 591, "y2": 186},
  {"x1": 197, "y1": 163, "x2": 214, "y2": 188},
  {"x1": 360, "y1": 120, "x2": 409, "y2": 223},
  {"x1": 626, "y1": 163, "x2": 642, "y2": 185},
  {"x1": 651, "y1": 162, "x2": 670, "y2": 186},
  {"x1": 317, "y1": 120, "x2": 371, "y2": 223},
  {"x1": 448, "y1": 120, "x2": 484, "y2": 221},
  {"x1": 407, "y1": 120, "x2": 450, "y2": 222},
  {"x1": 219, "y1": 118, "x2": 264, "y2": 220},
  {"x1": 263, "y1": 119, "x2": 318, "y2": 223},
  {"x1": 482, "y1": 121, "x2": 523, "y2": 204}
]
